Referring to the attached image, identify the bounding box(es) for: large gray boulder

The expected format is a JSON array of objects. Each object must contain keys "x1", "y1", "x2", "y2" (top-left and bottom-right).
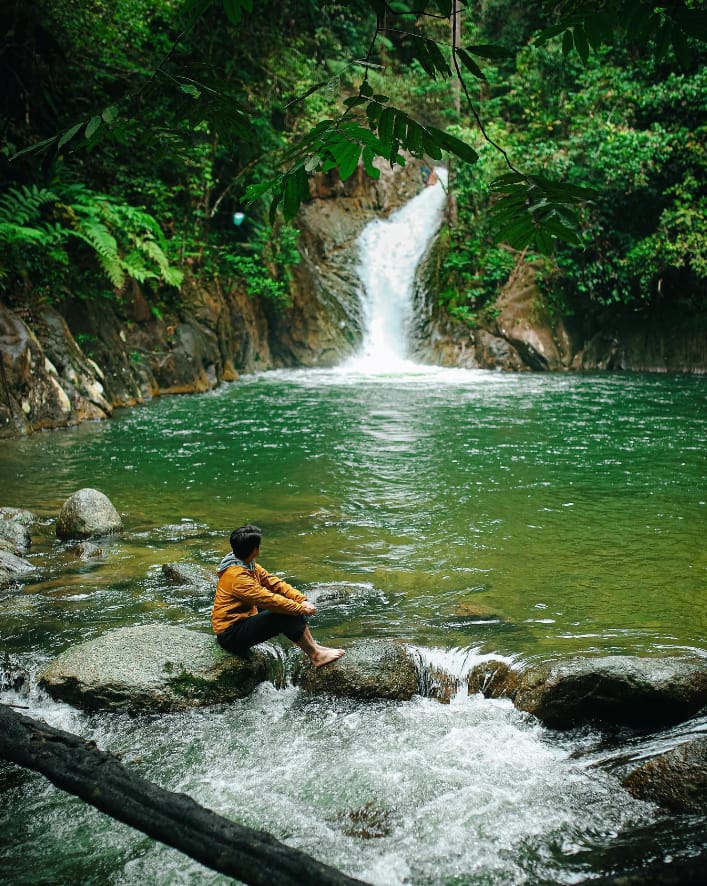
[
  {"x1": 39, "y1": 625, "x2": 270, "y2": 711},
  {"x1": 623, "y1": 736, "x2": 707, "y2": 814},
  {"x1": 513, "y1": 656, "x2": 707, "y2": 730},
  {"x1": 56, "y1": 488, "x2": 123, "y2": 540},
  {"x1": 295, "y1": 640, "x2": 419, "y2": 701}
]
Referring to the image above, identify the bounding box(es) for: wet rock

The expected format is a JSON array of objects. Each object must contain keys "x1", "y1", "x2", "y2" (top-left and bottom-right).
[
  {"x1": 623, "y1": 737, "x2": 707, "y2": 814},
  {"x1": 0, "y1": 516, "x2": 32, "y2": 555},
  {"x1": 420, "y1": 665, "x2": 460, "y2": 704},
  {"x1": 66, "y1": 541, "x2": 105, "y2": 560},
  {"x1": 39, "y1": 624, "x2": 271, "y2": 712},
  {"x1": 513, "y1": 656, "x2": 707, "y2": 730},
  {"x1": 56, "y1": 488, "x2": 123, "y2": 540},
  {"x1": 1, "y1": 658, "x2": 30, "y2": 695},
  {"x1": 295, "y1": 640, "x2": 419, "y2": 701},
  {"x1": 162, "y1": 561, "x2": 214, "y2": 592},
  {"x1": 335, "y1": 802, "x2": 396, "y2": 839},
  {"x1": 0, "y1": 507, "x2": 37, "y2": 527},
  {"x1": 0, "y1": 549, "x2": 35, "y2": 588},
  {"x1": 467, "y1": 659, "x2": 521, "y2": 701},
  {"x1": 583, "y1": 850, "x2": 707, "y2": 885}
]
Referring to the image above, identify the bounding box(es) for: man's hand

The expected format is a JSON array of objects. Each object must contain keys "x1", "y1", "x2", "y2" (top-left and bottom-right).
[{"x1": 301, "y1": 601, "x2": 317, "y2": 616}]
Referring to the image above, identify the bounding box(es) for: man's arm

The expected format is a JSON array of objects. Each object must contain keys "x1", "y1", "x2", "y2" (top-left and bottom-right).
[
  {"x1": 227, "y1": 569, "x2": 306, "y2": 616},
  {"x1": 255, "y1": 565, "x2": 306, "y2": 603}
]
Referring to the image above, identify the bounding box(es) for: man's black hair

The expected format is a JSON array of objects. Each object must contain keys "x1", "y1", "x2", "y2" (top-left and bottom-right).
[{"x1": 230, "y1": 524, "x2": 262, "y2": 560}]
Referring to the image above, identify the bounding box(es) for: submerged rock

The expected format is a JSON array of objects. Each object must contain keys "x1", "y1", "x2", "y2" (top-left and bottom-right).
[
  {"x1": 0, "y1": 549, "x2": 35, "y2": 588},
  {"x1": 56, "y1": 488, "x2": 123, "y2": 540},
  {"x1": 162, "y1": 561, "x2": 214, "y2": 592},
  {"x1": 623, "y1": 737, "x2": 707, "y2": 814},
  {"x1": 295, "y1": 639, "x2": 419, "y2": 701},
  {"x1": 513, "y1": 656, "x2": 707, "y2": 730},
  {"x1": 65, "y1": 541, "x2": 105, "y2": 560},
  {"x1": 39, "y1": 624, "x2": 270, "y2": 711}
]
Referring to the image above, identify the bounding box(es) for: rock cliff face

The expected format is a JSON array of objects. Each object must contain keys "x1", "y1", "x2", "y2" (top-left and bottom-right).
[
  {"x1": 0, "y1": 162, "x2": 421, "y2": 438},
  {"x1": 411, "y1": 236, "x2": 707, "y2": 374}
]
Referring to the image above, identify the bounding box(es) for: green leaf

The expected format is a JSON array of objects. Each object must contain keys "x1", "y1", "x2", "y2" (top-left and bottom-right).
[
  {"x1": 378, "y1": 106, "x2": 396, "y2": 146},
  {"x1": 425, "y1": 38, "x2": 453, "y2": 79},
  {"x1": 435, "y1": 0, "x2": 452, "y2": 16},
  {"x1": 534, "y1": 227, "x2": 555, "y2": 255},
  {"x1": 534, "y1": 23, "x2": 570, "y2": 46},
  {"x1": 360, "y1": 80, "x2": 373, "y2": 97},
  {"x1": 180, "y1": 83, "x2": 202, "y2": 99},
  {"x1": 412, "y1": 40, "x2": 438, "y2": 80},
  {"x1": 456, "y1": 48, "x2": 486, "y2": 81},
  {"x1": 573, "y1": 26, "x2": 590, "y2": 64},
  {"x1": 427, "y1": 126, "x2": 478, "y2": 164},
  {"x1": 366, "y1": 101, "x2": 383, "y2": 130},
  {"x1": 562, "y1": 29, "x2": 574, "y2": 57},
  {"x1": 332, "y1": 138, "x2": 362, "y2": 180},
  {"x1": 223, "y1": 0, "x2": 243, "y2": 26},
  {"x1": 406, "y1": 120, "x2": 425, "y2": 157},
  {"x1": 393, "y1": 111, "x2": 408, "y2": 142},
  {"x1": 101, "y1": 105, "x2": 119, "y2": 124},
  {"x1": 362, "y1": 146, "x2": 380, "y2": 180},
  {"x1": 244, "y1": 179, "x2": 277, "y2": 204},
  {"x1": 423, "y1": 130, "x2": 444, "y2": 161},
  {"x1": 282, "y1": 166, "x2": 310, "y2": 221},
  {"x1": 85, "y1": 116, "x2": 102, "y2": 139},
  {"x1": 58, "y1": 122, "x2": 84, "y2": 150}
]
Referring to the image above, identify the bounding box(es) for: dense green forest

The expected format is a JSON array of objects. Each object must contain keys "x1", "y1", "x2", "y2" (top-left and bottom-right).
[{"x1": 1, "y1": 0, "x2": 705, "y2": 335}]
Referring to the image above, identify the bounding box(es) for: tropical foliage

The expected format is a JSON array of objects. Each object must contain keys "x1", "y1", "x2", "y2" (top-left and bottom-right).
[{"x1": 0, "y1": 0, "x2": 705, "y2": 324}]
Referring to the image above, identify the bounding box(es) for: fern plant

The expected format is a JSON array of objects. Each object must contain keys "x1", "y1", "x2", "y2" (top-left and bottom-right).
[{"x1": 0, "y1": 180, "x2": 183, "y2": 305}]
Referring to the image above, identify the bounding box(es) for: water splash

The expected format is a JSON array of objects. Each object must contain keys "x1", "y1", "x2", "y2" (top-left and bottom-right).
[{"x1": 344, "y1": 168, "x2": 448, "y2": 373}]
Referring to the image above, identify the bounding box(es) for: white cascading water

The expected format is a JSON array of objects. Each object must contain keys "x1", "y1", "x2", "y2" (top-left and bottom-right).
[{"x1": 345, "y1": 168, "x2": 448, "y2": 372}]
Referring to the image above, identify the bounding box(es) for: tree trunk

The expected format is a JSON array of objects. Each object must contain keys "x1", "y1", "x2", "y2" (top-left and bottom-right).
[{"x1": 0, "y1": 704, "x2": 367, "y2": 886}]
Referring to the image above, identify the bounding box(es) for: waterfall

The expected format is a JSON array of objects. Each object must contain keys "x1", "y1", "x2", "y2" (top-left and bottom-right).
[{"x1": 345, "y1": 168, "x2": 448, "y2": 372}]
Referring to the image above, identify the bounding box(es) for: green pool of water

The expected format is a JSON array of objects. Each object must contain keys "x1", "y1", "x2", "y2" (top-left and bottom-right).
[{"x1": 1, "y1": 367, "x2": 705, "y2": 662}]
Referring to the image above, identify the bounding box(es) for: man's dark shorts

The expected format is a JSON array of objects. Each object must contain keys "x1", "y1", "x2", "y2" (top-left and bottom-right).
[{"x1": 216, "y1": 611, "x2": 307, "y2": 655}]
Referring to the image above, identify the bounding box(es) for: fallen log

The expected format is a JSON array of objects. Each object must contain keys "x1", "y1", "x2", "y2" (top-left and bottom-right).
[{"x1": 0, "y1": 703, "x2": 367, "y2": 886}]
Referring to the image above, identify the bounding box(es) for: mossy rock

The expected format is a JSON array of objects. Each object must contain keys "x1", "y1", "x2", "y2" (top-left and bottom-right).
[
  {"x1": 39, "y1": 624, "x2": 271, "y2": 712},
  {"x1": 295, "y1": 639, "x2": 419, "y2": 701}
]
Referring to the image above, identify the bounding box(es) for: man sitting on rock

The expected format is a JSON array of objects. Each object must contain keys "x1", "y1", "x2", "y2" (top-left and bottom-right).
[{"x1": 212, "y1": 524, "x2": 345, "y2": 668}]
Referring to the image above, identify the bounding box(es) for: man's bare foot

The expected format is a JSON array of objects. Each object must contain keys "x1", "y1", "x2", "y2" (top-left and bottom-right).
[{"x1": 310, "y1": 645, "x2": 345, "y2": 668}]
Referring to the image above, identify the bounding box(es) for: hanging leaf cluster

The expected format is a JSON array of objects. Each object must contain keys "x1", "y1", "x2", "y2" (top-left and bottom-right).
[
  {"x1": 488, "y1": 174, "x2": 596, "y2": 254},
  {"x1": 534, "y1": 0, "x2": 706, "y2": 67},
  {"x1": 246, "y1": 78, "x2": 480, "y2": 222}
]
